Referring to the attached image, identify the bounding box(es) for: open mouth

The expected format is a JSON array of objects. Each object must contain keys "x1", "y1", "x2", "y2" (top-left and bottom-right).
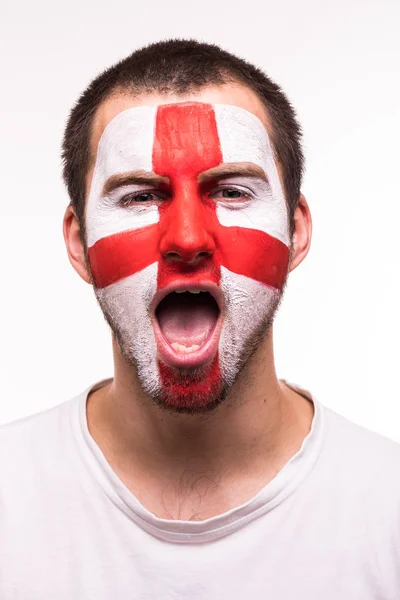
[{"x1": 153, "y1": 285, "x2": 223, "y2": 368}]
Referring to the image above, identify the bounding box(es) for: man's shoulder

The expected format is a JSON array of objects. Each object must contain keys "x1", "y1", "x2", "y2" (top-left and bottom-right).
[
  {"x1": 0, "y1": 393, "x2": 87, "y2": 526},
  {"x1": 324, "y1": 402, "x2": 400, "y2": 459},
  {"x1": 0, "y1": 396, "x2": 73, "y2": 437},
  {"x1": 320, "y1": 402, "x2": 400, "y2": 499},
  {"x1": 0, "y1": 395, "x2": 80, "y2": 479}
]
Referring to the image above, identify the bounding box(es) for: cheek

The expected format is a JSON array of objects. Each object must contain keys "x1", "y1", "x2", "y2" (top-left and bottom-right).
[
  {"x1": 95, "y1": 263, "x2": 163, "y2": 396},
  {"x1": 214, "y1": 225, "x2": 290, "y2": 291},
  {"x1": 96, "y1": 263, "x2": 158, "y2": 339},
  {"x1": 88, "y1": 223, "x2": 161, "y2": 289},
  {"x1": 220, "y1": 267, "x2": 280, "y2": 329},
  {"x1": 218, "y1": 268, "x2": 280, "y2": 383}
]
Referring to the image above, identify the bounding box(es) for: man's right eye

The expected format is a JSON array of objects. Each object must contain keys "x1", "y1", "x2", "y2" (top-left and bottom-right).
[{"x1": 119, "y1": 191, "x2": 165, "y2": 206}]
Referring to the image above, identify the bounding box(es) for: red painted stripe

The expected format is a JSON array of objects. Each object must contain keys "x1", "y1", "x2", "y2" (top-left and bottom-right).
[
  {"x1": 88, "y1": 223, "x2": 288, "y2": 290},
  {"x1": 88, "y1": 224, "x2": 159, "y2": 289},
  {"x1": 152, "y1": 103, "x2": 223, "y2": 178},
  {"x1": 153, "y1": 103, "x2": 224, "y2": 291},
  {"x1": 215, "y1": 226, "x2": 289, "y2": 289},
  {"x1": 158, "y1": 353, "x2": 221, "y2": 411}
]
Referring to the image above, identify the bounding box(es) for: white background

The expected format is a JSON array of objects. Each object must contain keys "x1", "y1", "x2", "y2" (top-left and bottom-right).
[{"x1": 0, "y1": 0, "x2": 399, "y2": 440}]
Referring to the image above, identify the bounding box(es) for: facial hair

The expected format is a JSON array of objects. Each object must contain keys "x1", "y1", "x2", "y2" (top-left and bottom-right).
[{"x1": 93, "y1": 269, "x2": 286, "y2": 416}]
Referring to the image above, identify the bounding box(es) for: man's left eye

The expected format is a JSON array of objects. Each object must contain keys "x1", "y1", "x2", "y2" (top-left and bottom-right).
[
  {"x1": 211, "y1": 188, "x2": 250, "y2": 200},
  {"x1": 133, "y1": 193, "x2": 156, "y2": 202}
]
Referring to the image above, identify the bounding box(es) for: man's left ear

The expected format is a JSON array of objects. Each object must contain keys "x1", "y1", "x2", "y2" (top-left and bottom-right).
[
  {"x1": 63, "y1": 205, "x2": 92, "y2": 284},
  {"x1": 289, "y1": 193, "x2": 312, "y2": 272}
]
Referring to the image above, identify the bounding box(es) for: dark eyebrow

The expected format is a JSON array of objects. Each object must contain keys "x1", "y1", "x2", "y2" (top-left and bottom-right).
[
  {"x1": 103, "y1": 170, "x2": 170, "y2": 195},
  {"x1": 198, "y1": 162, "x2": 267, "y2": 184}
]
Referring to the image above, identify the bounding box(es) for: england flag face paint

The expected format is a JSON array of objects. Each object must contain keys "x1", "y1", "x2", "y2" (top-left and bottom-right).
[{"x1": 86, "y1": 102, "x2": 290, "y2": 412}]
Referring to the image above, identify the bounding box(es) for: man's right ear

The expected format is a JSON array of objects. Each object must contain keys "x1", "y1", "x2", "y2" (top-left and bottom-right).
[{"x1": 63, "y1": 205, "x2": 92, "y2": 284}]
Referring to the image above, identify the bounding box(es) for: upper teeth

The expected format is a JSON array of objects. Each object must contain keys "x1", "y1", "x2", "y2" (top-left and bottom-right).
[{"x1": 175, "y1": 288, "x2": 203, "y2": 294}]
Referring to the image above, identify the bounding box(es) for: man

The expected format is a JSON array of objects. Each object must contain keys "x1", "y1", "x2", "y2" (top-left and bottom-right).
[{"x1": 0, "y1": 39, "x2": 399, "y2": 599}]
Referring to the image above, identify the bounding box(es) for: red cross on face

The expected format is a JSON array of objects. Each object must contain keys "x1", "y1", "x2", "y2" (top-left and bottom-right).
[{"x1": 88, "y1": 103, "x2": 289, "y2": 292}]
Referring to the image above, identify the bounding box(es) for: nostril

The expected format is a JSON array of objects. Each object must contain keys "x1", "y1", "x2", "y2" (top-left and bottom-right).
[
  {"x1": 165, "y1": 251, "x2": 182, "y2": 262},
  {"x1": 196, "y1": 251, "x2": 212, "y2": 260},
  {"x1": 185, "y1": 251, "x2": 212, "y2": 266},
  {"x1": 164, "y1": 250, "x2": 212, "y2": 264}
]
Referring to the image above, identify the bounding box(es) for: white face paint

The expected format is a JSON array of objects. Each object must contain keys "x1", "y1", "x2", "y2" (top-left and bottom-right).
[
  {"x1": 96, "y1": 263, "x2": 161, "y2": 398},
  {"x1": 86, "y1": 106, "x2": 158, "y2": 248},
  {"x1": 213, "y1": 104, "x2": 289, "y2": 246},
  {"x1": 86, "y1": 102, "x2": 290, "y2": 410}
]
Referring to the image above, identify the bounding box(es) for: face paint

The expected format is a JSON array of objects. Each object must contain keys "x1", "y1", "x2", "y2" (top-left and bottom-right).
[{"x1": 86, "y1": 102, "x2": 290, "y2": 412}]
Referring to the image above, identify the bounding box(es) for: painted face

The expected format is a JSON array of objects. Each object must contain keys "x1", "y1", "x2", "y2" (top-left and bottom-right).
[{"x1": 86, "y1": 102, "x2": 290, "y2": 412}]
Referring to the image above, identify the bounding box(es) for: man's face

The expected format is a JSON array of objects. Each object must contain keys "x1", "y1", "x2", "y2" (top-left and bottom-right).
[{"x1": 85, "y1": 85, "x2": 290, "y2": 413}]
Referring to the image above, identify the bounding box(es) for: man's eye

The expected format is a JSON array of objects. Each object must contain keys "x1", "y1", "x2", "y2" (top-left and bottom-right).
[
  {"x1": 119, "y1": 192, "x2": 164, "y2": 206},
  {"x1": 211, "y1": 188, "x2": 250, "y2": 200}
]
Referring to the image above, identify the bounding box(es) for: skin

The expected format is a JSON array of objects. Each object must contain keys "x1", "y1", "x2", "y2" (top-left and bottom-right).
[{"x1": 63, "y1": 82, "x2": 313, "y2": 521}]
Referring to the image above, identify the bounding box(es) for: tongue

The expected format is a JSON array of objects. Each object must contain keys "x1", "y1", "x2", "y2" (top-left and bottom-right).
[{"x1": 156, "y1": 292, "x2": 219, "y2": 347}]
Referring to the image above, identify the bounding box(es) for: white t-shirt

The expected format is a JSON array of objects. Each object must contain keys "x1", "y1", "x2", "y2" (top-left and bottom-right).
[{"x1": 0, "y1": 381, "x2": 399, "y2": 599}]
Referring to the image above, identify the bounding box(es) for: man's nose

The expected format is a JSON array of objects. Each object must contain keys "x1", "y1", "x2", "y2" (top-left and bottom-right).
[{"x1": 159, "y1": 183, "x2": 216, "y2": 266}]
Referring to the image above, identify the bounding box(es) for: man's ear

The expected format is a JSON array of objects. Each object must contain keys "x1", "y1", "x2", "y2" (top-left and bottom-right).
[
  {"x1": 289, "y1": 193, "x2": 312, "y2": 272},
  {"x1": 63, "y1": 205, "x2": 91, "y2": 284}
]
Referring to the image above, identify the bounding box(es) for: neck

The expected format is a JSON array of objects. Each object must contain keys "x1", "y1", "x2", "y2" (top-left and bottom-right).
[{"x1": 87, "y1": 330, "x2": 314, "y2": 519}]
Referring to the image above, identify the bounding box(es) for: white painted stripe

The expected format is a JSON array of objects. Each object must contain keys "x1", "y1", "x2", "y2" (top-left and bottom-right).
[
  {"x1": 95, "y1": 262, "x2": 161, "y2": 396},
  {"x1": 86, "y1": 106, "x2": 158, "y2": 248},
  {"x1": 214, "y1": 104, "x2": 290, "y2": 246},
  {"x1": 218, "y1": 266, "x2": 279, "y2": 386}
]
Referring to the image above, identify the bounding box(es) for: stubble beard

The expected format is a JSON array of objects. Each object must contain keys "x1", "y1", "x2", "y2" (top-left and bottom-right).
[{"x1": 94, "y1": 286, "x2": 284, "y2": 416}]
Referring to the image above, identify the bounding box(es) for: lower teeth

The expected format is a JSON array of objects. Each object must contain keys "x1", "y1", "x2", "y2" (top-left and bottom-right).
[{"x1": 171, "y1": 342, "x2": 201, "y2": 354}]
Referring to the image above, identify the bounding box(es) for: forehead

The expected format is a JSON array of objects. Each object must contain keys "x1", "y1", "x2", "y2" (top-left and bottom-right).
[
  {"x1": 85, "y1": 88, "x2": 289, "y2": 250},
  {"x1": 90, "y1": 84, "x2": 273, "y2": 163},
  {"x1": 95, "y1": 103, "x2": 272, "y2": 185}
]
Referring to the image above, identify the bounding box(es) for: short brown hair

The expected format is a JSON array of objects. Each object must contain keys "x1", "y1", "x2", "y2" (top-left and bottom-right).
[{"x1": 62, "y1": 39, "x2": 304, "y2": 238}]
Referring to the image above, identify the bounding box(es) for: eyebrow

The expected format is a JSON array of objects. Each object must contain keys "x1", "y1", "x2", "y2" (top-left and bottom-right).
[
  {"x1": 103, "y1": 171, "x2": 170, "y2": 195},
  {"x1": 102, "y1": 162, "x2": 267, "y2": 195},
  {"x1": 198, "y1": 162, "x2": 267, "y2": 183}
]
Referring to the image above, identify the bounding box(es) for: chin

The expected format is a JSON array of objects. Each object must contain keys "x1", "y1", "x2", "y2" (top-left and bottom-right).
[{"x1": 155, "y1": 355, "x2": 227, "y2": 414}]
